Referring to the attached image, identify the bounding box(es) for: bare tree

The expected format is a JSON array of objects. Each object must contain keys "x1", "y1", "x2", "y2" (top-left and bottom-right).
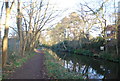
[
  {"x1": 117, "y1": 1, "x2": 120, "y2": 57},
  {"x1": 17, "y1": 0, "x2": 24, "y2": 56},
  {"x1": 2, "y1": 0, "x2": 15, "y2": 67},
  {"x1": 17, "y1": 0, "x2": 60, "y2": 53}
]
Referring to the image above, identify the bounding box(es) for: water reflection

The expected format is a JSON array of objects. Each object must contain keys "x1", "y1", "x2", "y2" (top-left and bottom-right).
[
  {"x1": 44, "y1": 48, "x2": 119, "y2": 79},
  {"x1": 64, "y1": 60, "x2": 104, "y2": 79}
]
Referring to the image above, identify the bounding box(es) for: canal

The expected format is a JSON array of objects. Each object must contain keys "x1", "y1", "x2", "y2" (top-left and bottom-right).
[{"x1": 45, "y1": 49, "x2": 119, "y2": 79}]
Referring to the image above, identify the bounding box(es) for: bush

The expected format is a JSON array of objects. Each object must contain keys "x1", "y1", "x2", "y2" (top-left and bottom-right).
[
  {"x1": 82, "y1": 37, "x2": 105, "y2": 53},
  {"x1": 74, "y1": 49, "x2": 93, "y2": 56},
  {"x1": 99, "y1": 52, "x2": 113, "y2": 60}
]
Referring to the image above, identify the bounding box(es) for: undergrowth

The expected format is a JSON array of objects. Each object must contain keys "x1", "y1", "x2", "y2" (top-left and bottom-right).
[
  {"x1": 44, "y1": 51, "x2": 83, "y2": 79},
  {"x1": 2, "y1": 51, "x2": 36, "y2": 79}
]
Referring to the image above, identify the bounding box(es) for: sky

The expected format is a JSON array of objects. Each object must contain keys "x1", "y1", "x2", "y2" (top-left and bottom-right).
[{"x1": 0, "y1": 0, "x2": 120, "y2": 38}]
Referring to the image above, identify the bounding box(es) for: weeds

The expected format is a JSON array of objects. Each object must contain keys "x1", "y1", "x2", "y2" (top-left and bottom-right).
[
  {"x1": 2, "y1": 51, "x2": 36, "y2": 79},
  {"x1": 44, "y1": 51, "x2": 83, "y2": 79}
]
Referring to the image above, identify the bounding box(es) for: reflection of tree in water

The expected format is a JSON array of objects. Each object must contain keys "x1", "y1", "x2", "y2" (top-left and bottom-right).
[{"x1": 51, "y1": 50, "x2": 119, "y2": 79}]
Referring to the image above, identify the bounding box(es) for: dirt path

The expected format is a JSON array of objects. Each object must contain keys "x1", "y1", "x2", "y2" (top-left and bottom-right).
[{"x1": 8, "y1": 49, "x2": 48, "y2": 79}]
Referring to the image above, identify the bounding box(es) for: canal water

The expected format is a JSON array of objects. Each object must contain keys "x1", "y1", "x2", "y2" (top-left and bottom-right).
[{"x1": 45, "y1": 49, "x2": 119, "y2": 79}]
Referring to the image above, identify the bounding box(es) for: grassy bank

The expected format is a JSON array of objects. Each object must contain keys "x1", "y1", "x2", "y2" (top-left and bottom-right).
[
  {"x1": 2, "y1": 51, "x2": 36, "y2": 79},
  {"x1": 41, "y1": 44, "x2": 120, "y2": 63},
  {"x1": 44, "y1": 50, "x2": 83, "y2": 79},
  {"x1": 73, "y1": 49, "x2": 120, "y2": 63}
]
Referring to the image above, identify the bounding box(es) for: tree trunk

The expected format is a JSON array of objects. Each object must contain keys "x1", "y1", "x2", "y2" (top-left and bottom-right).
[
  {"x1": 117, "y1": 25, "x2": 120, "y2": 57},
  {"x1": 118, "y1": 3, "x2": 120, "y2": 57},
  {"x1": 17, "y1": 0, "x2": 23, "y2": 56},
  {"x1": 2, "y1": 1, "x2": 10, "y2": 67}
]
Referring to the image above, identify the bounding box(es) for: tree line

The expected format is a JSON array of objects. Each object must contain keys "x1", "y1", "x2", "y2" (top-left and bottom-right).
[
  {"x1": 1, "y1": 0, "x2": 120, "y2": 68},
  {"x1": 1, "y1": 0, "x2": 59, "y2": 68}
]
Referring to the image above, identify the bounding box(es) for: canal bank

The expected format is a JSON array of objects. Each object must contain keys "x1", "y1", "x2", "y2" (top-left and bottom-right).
[{"x1": 43, "y1": 48, "x2": 119, "y2": 79}]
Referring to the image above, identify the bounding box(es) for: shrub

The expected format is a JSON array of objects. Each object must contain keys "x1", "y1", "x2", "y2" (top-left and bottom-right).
[
  {"x1": 74, "y1": 49, "x2": 93, "y2": 56},
  {"x1": 82, "y1": 37, "x2": 105, "y2": 53},
  {"x1": 99, "y1": 52, "x2": 113, "y2": 60}
]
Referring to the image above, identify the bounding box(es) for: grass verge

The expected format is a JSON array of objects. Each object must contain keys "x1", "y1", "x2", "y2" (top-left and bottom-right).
[
  {"x1": 44, "y1": 50, "x2": 83, "y2": 79},
  {"x1": 2, "y1": 51, "x2": 36, "y2": 79}
]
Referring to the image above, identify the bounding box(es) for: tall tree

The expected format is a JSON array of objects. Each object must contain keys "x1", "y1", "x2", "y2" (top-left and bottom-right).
[
  {"x1": 22, "y1": 0, "x2": 58, "y2": 51},
  {"x1": 2, "y1": 0, "x2": 14, "y2": 67},
  {"x1": 17, "y1": 0, "x2": 23, "y2": 56},
  {"x1": 117, "y1": 1, "x2": 120, "y2": 57}
]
